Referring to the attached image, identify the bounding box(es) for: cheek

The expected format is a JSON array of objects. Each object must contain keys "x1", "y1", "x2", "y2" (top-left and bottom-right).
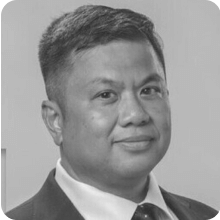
[
  {"x1": 85, "y1": 110, "x2": 117, "y2": 139},
  {"x1": 150, "y1": 101, "x2": 171, "y2": 135}
]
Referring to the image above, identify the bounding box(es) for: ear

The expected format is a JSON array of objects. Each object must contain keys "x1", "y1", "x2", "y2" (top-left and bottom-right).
[{"x1": 41, "y1": 100, "x2": 63, "y2": 146}]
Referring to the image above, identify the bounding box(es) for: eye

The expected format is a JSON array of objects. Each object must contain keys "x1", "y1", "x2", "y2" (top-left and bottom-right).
[
  {"x1": 97, "y1": 91, "x2": 117, "y2": 100},
  {"x1": 141, "y1": 86, "x2": 162, "y2": 97}
]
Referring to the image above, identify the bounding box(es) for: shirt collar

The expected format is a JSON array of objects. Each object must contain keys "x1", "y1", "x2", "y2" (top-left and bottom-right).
[
  {"x1": 55, "y1": 158, "x2": 174, "y2": 220},
  {"x1": 140, "y1": 172, "x2": 175, "y2": 220}
]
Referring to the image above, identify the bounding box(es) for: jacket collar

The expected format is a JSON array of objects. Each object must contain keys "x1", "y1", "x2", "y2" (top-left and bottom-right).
[
  {"x1": 160, "y1": 187, "x2": 201, "y2": 220},
  {"x1": 33, "y1": 169, "x2": 84, "y2": 220}
]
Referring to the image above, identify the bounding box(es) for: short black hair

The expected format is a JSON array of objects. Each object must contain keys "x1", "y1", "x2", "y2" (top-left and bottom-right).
[{"x1": 38, "y1": 5, "x2": 166, "y2": 113}]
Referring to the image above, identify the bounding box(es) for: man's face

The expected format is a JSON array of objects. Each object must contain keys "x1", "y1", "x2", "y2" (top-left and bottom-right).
[{"x1": 61, "y1": 40, "x2": 171, "y2": 186}]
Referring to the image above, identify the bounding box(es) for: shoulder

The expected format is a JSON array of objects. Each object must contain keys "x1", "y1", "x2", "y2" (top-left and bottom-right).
[
  {"x1": 160, "y1": 187, "x2": 218, "y2": 219},
  {"x1": 4, "y1": 169, "x2": 80, "y2": 220},
  {"x1": 172, "y1": 192, "x2": 217, "y2": 213},
  {"x1": 5, "y1": 196, "x2": 35, "y2": 220},
  {"x1": 4, "y1": 170, "x2": 55, "y2": 220}
]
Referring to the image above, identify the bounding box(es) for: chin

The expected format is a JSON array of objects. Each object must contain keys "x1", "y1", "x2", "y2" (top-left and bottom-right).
[{"x1": 115, "y1": 159, "x2": 159, "y2": 180}]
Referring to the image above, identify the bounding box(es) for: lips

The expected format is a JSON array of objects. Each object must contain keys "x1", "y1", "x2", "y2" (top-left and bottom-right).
[
  {"x1": 114, "y1": 135, "x2": 153, "y2": 143},
  {"x1": 114, "y1": 135, "x2": 154, "y2": 151}
]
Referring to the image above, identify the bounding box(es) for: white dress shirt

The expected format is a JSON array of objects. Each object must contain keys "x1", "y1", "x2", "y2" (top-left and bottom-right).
[{"x1": 55, "y1": 159, "x2": 178, "y2": 220}]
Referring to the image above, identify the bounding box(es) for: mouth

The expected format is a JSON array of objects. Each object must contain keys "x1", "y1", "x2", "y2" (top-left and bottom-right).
[{"x1": 114, "y1": 135, "x2": 154, "y2": 152}]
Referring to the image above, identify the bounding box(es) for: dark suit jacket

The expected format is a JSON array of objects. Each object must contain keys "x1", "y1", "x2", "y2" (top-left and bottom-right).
[{"x1": 6, "y1": 169, "x2": 218, "y2": 220}]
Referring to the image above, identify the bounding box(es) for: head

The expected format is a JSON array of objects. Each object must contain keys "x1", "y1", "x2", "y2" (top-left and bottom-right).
[
  {"x1": 39, "y1": 5, "x2": 166, "y2": 114},
  {"x1": 39, "y1": 5, "x2": 171, "y2": 191}
]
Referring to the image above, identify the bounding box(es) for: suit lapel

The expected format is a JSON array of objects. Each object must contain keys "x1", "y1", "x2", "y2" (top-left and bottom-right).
[
  {"x1": 33, "y1": 169, "x2": 85, "y2": 220},
  {"x1": 54, "y1": 201, "x2": 84, "y2": 220},
  {"x1": 160, "y1": 187, "x2": 201, "y2": 220}
]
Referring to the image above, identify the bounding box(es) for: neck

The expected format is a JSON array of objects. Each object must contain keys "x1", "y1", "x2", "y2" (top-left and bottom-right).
[
  {"x1": 79, "y1": 172, "x2": 149, "y2": 203},
  {"x1": 100, "y1": 175, "x2": 150, "y2": 203},
  {"x1": 61, "y1": 158, "x2": 149, "y2": 203}
]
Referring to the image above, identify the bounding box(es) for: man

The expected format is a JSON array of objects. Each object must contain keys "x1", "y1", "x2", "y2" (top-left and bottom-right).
[{"x1": 6, "y1": 4, "x2": 218, "y2": 220}]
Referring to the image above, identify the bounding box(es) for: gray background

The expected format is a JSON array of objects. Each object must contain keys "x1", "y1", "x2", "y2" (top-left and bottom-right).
[{"x1": 2, "y1": 0, "x2": 220, "y2": 212}]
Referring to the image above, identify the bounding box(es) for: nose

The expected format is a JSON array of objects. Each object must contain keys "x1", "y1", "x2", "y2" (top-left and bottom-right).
[{"x1": 118, "y1": 94, "x2": 150, "y2": 127}]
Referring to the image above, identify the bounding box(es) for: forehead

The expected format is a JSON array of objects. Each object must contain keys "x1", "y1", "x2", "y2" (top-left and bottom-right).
[{"x1": 68, "y1": 40, "x2": 165, "y2": 88}]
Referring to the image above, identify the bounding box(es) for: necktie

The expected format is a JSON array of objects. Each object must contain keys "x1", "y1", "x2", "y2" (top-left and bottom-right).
[{"x1": 131, "y1": 203, "x2": 161, "y2": 220}]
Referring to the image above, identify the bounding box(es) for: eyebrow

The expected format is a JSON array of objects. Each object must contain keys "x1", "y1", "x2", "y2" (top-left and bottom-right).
[
  {"x1": 88, "y1": 77, "x2": 124, "y2": 89},
  {"x1": 88, "y1": 73, "x2": 164, "y2": 88},
  {"x1": 137, "y1": 73, "x2": 165, "y2": 88}
]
